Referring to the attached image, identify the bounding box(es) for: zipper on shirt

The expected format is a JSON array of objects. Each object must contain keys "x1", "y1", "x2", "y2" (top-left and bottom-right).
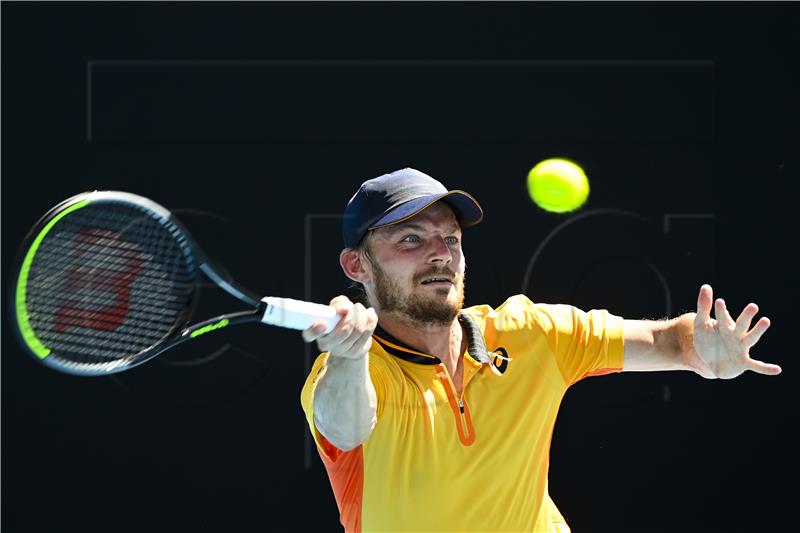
[{"x1": 438, "y1": 364, "x2": 475, "y2": 446}]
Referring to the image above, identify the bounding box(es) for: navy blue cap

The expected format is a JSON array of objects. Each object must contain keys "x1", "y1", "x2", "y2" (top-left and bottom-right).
[{"x1": 342, "y1": 168, "x2": 484, "y2": 248}]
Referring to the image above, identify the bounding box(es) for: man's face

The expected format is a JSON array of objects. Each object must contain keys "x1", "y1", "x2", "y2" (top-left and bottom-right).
[{"x1": 363, "y1": 202, "x2": 465, "y2": 326}]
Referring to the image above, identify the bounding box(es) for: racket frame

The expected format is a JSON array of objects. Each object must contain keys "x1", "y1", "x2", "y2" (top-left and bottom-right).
[{"x1": 10, "y1": 191, "x2": 267, "y2": 376}]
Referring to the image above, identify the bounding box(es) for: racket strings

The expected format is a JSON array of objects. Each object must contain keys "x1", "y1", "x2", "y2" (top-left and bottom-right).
[
  {"x1": 24, "y1": 202, "x2": 197, "y2": 365},
  {"x1": 39, "y1": 217, "x2": 195, "y2": 279},
  {"x1": 37, "y1": 331, "x2": 157, "y2": 361},
  {"x1": 29, "y1": 296, "x2": 183, "y2": 328},
  {"x1": 28, "y1": 244, "x2": 194, "y2": 298}
]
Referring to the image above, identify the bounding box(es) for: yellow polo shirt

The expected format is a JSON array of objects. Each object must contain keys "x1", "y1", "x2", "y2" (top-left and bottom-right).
[{"x1": 301, "y1": 294, "x2": 625, "y2": 532}]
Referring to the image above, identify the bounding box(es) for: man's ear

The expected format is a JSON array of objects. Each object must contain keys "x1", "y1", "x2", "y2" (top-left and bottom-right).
[{"x1": 340, "y1": 248, "x2": 371, "y2": 284}]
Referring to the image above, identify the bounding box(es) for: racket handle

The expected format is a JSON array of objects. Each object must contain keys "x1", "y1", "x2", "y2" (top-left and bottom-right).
[{"x1": 260, "y1": 297, "x2": 341, "y2": 333}]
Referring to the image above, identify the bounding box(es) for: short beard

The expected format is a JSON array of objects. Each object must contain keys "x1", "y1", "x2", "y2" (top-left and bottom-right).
[{"x1": 370, "y1": 261, "x2": 465, "y2": 327}]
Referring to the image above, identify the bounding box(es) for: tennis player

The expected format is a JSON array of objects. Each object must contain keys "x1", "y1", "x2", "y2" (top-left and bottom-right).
[{"x1": 301, "y1": 168, "x2": 780, "y2": 533}]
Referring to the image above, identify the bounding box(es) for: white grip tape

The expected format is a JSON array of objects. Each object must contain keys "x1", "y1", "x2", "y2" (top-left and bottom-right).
[{"x1": 260, "y1": 297, "x2": 340, "y2": 333}]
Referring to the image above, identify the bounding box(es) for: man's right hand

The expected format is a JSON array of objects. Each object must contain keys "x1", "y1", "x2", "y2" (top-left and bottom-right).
[{"x1": 302, "y1": 295, "x2": 378, "y2": 360}]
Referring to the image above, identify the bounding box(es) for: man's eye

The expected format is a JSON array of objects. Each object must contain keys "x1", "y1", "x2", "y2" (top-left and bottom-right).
[
  {"x1": 445, "y1": 236, "x2": 460, "y2": 245},
  {"x1": 401, "y1": 235, "x2": 420, "y2": 243}
]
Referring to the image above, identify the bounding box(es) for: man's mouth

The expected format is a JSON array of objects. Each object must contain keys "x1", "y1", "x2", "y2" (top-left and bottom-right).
[{"x1": 420, "y1": 277, "x2": 453, "y2": 286}]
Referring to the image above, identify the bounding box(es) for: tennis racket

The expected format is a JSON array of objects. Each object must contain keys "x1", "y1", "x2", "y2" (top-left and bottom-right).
[{"x1": 10, "y1": 191, "x2": 340, "y2": 376}]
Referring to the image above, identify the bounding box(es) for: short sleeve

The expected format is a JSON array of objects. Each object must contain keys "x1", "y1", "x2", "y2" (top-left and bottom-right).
[
  {"x1": 300, "y1": 353, "x2": 338, "y2": 460},
  {"x1": 530, "y1": 302, "x2": 625, "y2": 385},
  {"x1": 300, "y1": 349, "x2": 390, "y2": 462}
]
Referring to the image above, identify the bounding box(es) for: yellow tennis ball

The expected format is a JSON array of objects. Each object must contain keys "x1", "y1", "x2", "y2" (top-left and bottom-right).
[{"x1": 527, "y1": 158, "x2": 590, "y2": 213}]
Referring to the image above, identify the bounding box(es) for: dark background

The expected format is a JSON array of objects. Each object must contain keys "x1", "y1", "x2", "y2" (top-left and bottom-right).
[{"x1": 2, "y1": 2, "x2": 798, "y2": 532}]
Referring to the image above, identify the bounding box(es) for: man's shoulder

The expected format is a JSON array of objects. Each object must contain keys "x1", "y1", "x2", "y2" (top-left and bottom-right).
[
  {"x1": 463, "y1": 294, "x2": 539, "y2": 320},
  {"x1": 463, "y1": 294, "x2": 551, "y2": 332}
]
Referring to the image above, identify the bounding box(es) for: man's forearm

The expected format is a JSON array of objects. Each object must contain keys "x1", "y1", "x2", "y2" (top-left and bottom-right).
[
  {"x1": 624, "y1": 313, "x2": 697, "y2": 372},
  {"x1": 313, "y1": 354, "x2": 377, "y2": 451}
]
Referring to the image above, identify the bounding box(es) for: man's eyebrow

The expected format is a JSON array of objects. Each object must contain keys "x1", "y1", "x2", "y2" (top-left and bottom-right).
[{"x1": 383, "y1": 222, "x2": 461, "y2": 235}]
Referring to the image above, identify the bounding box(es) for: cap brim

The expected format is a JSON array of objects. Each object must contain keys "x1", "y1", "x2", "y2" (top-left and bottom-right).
[{"x1": 369, "y1": 190, "x2": 484, "y2": 231}]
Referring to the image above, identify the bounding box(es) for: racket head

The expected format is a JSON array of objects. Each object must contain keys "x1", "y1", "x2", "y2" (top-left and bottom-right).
[{"x1": 10, "y1": 191, "x2": 202, "y2": 376}]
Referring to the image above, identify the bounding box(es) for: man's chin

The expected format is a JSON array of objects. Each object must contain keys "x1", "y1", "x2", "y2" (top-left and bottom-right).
[
  {"x1": 420, "y1": 287, "x2": 452, "y2": 297},
  {"x1": 417, "y1": 290, "x2": 459, "y2": 309},
  {"x1": 408, "y1": 295, "x2": 463, "y2": 323}
]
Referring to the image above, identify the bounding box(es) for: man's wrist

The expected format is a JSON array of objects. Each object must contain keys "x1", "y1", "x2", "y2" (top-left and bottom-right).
[
  {"x1": 676, "y1": 313, "x2": 698, "y2": 368},
  {"x1": 326, "y1": 350, "x2": 369, "y2": 367}
]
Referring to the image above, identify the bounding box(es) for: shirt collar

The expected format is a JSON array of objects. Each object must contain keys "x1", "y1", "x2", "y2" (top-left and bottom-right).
[{"x1": 372, "y1": 313, "x2": 491, "y2": 366}]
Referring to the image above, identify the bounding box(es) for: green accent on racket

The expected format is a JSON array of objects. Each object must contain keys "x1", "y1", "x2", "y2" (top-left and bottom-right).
[
  {"x1": 189, "y1": 318, "x2": 230, "y2": 338},
  {"x1": 15, "y1": 200, "x2": 91, "y2": 359}
]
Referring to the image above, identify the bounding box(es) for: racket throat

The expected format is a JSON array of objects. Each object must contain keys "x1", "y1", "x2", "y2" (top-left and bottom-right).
[
  {"x1": 179, "y1": 310, "x2": 264, "y2": 341},
  {"x1": 199, "y1": 262, "x2": 262, "y2": 307}
]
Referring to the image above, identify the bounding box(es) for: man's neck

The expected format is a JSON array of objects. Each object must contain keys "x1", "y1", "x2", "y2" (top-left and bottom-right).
[{"x1": 377, "y1": 312, "x2": 466, "y2": 369}]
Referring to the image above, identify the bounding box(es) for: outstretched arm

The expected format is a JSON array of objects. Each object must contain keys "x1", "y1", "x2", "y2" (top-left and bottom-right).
[
  {"x1": 622, "y1": 284, "x2": 781, "y2": 378},
  {"x1": 302, "y1": 296, "x2": 379, "y2": 451}
]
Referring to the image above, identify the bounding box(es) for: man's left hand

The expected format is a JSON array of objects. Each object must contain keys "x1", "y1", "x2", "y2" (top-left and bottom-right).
[{"x1": 689, "y1": 284, "x2": 782, "y2": 379}]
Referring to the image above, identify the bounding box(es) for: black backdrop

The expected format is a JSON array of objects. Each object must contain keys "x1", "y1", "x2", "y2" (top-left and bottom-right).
[{"x1": 2, "y1": 2, "x2": 798, "y2": 532}]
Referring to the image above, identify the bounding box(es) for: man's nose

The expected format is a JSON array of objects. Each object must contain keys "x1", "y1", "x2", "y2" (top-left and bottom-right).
[{"x1": 428, "y1": 236, "x2": 453, "y2": 264}]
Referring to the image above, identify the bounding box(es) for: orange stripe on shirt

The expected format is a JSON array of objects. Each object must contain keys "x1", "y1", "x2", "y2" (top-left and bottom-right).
[{"x1": 318, "y1": 435, "x2": 364, "y2": 533}]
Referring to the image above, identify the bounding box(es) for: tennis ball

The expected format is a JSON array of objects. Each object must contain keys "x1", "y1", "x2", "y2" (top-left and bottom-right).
[{"x1": 527, "y1": 158, "x2": 590, "y2": 213}]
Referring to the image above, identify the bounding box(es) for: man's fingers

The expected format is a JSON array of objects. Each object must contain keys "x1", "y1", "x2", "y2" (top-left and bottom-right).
[
  {"x1": 714, "y1": 298, "x2": 735, "y2": 328},
  {"x1": 330, "y1": 296, "x2": 354, "y2": 315},
  {"x1": 336, "y1": 304, "x2": 368, "y2": 354},
  {"x1": 301, "y1": 322, "x2": 329, "y2": 343},
  {"x1": 324, "y1": 314, "x2": 355, "y2": 347},
  {"x1": 696, "y1": 284, "x2": 713, "y2": 323},
  {"x1": 744, "y1": 316, "x2": 771, "y2": 348},
  {"x1": 318, "y1": 297, "x2": 355, "y2": 345},
  {"x1": 339, "y1": 327, "x2": 374, "y2": 359},
  {"x1": 312, "y1": 301, "x2": 377, "y2": 358},
  {"x1": 352, "y1": 328, "x2": 376, "y2": 356},
  {"x1": 734, "y1": 303, "x2": 759, "y2": 336},
  {"x1": 746, "y1": 356, "x2": 782, "y2": 376},
  {"x1": 303, "y1": 294, "x2": 378, "y2": 356}
]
